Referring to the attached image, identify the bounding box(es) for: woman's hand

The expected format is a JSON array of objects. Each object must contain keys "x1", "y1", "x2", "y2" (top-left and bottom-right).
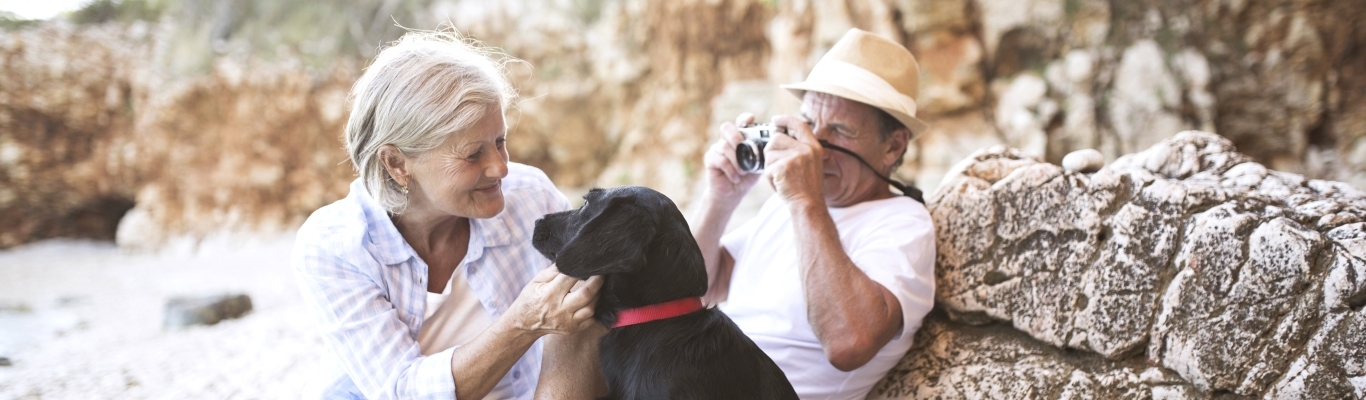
[
  {"x1": 703, "y1": 113, "x2": 764, "y2": 208},
  {"x1": 507, "y1": 266, "x2": 603, "y2": 337}
]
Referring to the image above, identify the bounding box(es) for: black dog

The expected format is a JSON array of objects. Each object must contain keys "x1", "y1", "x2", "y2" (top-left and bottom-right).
[{"x1": 532, "y1": 186, "x2": 798, "y2": 400}]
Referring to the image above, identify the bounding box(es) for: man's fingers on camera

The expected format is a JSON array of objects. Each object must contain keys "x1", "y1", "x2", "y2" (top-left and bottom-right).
[
  {"x1": 720, "y1": 123, "x2": 747, "y2": 147},
  {"x1": 734, "y1": 112, "x2": 755, "y2": 127},
  {"x1": 773, "y1": 115, "x2": 818, "y2": 144},
  {"x1": 707, "y1": 140, "x2": 741, "y2": 183}
]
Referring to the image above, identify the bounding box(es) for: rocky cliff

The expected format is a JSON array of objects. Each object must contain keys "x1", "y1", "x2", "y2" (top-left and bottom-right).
[
  {"x1": 2, "y1": 0, "x2": 1365, "y2": 249},
  {"x1": 869, "y1": 131, "x2": 1366, "y2": 399}
]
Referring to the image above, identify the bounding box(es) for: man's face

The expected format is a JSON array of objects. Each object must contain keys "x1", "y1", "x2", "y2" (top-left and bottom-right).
[{"x1": 798, "y1": 92, "x2": 907, "y2": 208}]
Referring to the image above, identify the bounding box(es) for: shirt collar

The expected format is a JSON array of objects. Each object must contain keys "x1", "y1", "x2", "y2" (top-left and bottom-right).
[
  {"x1": 471, "y1": 206, "x2": 524, "y2": 248},
  {"x1": 350, "y1": 179, "x2": 415, "y2": 266}
]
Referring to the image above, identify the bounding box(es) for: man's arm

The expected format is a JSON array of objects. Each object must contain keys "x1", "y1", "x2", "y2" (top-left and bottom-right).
[
  {"x1": 695, "y1": 114, "x2": 763, "y2": 304},
  {"x1": 788, "y1": 202, "x2": 903, "y2": 371},
  {"x1": 694, "y1": 192, "x2": 740, "y2": 305},
  {"x1": 761, "y1": 114, "x2": 903, "y2": 371}
]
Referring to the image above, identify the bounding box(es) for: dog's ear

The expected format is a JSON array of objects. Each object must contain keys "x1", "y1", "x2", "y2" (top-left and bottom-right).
[{"x1": 555, "y1": 196, "x2": 656, "y2": 277}]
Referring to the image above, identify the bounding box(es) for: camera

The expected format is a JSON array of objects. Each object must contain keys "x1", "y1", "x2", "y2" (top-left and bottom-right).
[{"x1": 734, "y1": 123, "x2": 786, "y2": 173}]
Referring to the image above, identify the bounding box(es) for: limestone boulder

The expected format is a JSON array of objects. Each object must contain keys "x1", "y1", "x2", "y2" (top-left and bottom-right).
[{"x1": 877, "y1": 131, "x2": 1366, "y2": 398}]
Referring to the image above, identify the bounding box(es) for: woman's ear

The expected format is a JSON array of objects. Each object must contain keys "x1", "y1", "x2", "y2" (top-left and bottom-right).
[{"x1": 378, "y1": 145, "x2": 411, "y2": 186}]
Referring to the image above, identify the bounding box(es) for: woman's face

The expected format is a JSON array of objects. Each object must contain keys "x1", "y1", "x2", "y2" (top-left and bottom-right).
[{"x1": 406, "y1": 106, "x2": 510, "y2": 219}]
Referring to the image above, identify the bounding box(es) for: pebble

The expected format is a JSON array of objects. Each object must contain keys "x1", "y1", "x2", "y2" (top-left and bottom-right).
[
  {"x1": 1062, "y1": 149, "x2": 1105, "y2": 173},
  {"x1": 163, "y1": 294, "x2": 253, "y2": 330}
]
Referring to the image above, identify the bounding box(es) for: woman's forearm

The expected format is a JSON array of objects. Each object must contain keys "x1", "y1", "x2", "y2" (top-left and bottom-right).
[
  {"x1": 449, "y1": 313, "x2": 542, "y2": 399},
  {"x1": 535, "y1": 323, "x2": 607, "y2": 399}
]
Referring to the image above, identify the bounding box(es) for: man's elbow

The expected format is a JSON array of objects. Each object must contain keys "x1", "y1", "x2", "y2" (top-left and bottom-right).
[{"x1": 824, "y1": 337, "x2": 879, "y2": 372}]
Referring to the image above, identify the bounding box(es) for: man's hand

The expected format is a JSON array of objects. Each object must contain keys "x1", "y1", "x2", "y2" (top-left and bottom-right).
[
  {"x1": 703, "y1": 113, "x2": 764, "y2": 207},
  {"x1": 763, "y1": 114, "x2": 826, "y2": 209}
]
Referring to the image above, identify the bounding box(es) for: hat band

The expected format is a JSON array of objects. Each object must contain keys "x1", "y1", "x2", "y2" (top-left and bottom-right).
[{"x1": 806, "y1": 59, "x2": 919, "y2": 117}]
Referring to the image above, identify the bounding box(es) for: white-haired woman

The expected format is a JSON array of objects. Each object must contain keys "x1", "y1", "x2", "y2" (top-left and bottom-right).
[{"x1": 292, "y1": 31, "x2": 604, "y2": 400}]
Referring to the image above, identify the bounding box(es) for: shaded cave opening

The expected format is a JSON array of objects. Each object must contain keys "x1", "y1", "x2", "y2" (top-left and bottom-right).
[{"x1": 54, "y1": 196, "x2": 137, "y2": 243}]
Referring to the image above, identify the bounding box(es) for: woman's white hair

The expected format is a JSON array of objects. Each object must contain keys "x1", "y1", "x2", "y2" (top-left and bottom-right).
[{"x1": 345, "y1": 30, "x2": 517, "y2": 214}]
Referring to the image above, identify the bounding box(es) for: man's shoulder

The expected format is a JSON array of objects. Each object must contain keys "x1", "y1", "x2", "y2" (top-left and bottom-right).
[{"x1": 840, "y1": 196, "x2": 932, "y2": 231}]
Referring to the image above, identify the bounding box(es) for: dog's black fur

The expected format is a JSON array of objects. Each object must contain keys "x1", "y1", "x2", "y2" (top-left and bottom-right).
[{"x1": 532, "y1": 186, "x2": 798, "y2": 400}]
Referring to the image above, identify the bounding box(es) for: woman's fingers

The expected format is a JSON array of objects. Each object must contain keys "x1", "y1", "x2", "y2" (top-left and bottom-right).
[
  {"x1": 532, "y1": 265, "x2": 560, "y2": 284},
  {"x1": 562, "y1": 276, "x2": 602, "y2": 310},
  {"x1": 572, "y1": 303, "x2": 595, "y2": 322},
  {"x1": 542, "y1": 270, "x2": 579, "y2": 295}
]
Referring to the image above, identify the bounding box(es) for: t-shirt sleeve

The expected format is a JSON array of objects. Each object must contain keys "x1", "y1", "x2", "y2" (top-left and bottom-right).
[
  {"x1": 720, "y1": 216, "x2": 758, "y2": 263},
  {"x1": 850, "y1": 213, "x2": 936, "y2": 341},
  {"x1": 720, "y1": 196, "x2": 781, "y2": 263}
]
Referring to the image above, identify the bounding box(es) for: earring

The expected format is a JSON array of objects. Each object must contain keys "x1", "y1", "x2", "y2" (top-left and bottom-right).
[{"x1": 401, "y1": 184, "x2": 409, "y2": 195}]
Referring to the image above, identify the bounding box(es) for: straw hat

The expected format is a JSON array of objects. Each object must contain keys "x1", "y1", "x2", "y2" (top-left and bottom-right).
[{"x1": 781, "y1": 28, "x2": 929, "y2": 138}]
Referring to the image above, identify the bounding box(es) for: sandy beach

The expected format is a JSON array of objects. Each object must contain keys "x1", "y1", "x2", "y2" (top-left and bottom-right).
[{"x1": 0, "y1": 233, "x2": 324, "y2": 399}]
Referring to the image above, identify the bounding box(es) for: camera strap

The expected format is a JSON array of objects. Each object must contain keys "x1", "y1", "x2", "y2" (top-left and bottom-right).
[{"x1": 818, "y1": 140, "x2": 924, "y2": 204}]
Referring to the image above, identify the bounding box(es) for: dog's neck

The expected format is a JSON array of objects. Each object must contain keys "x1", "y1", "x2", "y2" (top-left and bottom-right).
[
  {"x1": 595, "y1": 268, "x2": 704, "y2": 327},
  {"x1": 611, "y1": 297, "x2": 705, "y2": 328}
]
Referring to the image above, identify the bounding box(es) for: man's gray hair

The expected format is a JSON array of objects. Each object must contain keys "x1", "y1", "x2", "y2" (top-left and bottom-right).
[
  {"x1": 344, "y1": 30, "x2": 517, "y2": 214},
  {"x1": 873, "y1": 107, "x2": 909, "y2": 172}
]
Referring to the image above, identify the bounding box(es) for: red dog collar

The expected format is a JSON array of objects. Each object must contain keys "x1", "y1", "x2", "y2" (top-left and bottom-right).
[{"x1": 612, "y1": 297, "x2": 705, "y2": 329}]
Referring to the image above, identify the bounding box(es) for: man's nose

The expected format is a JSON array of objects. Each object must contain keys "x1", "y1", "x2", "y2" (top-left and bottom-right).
[{"x1": 806, "y1": 128, "x2": 830, "y2": 161}]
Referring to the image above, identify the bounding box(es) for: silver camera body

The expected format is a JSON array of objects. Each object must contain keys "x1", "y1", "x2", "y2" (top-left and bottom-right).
[{"x1": 735, "y1": 123, "x2": 785, "y2": 173}]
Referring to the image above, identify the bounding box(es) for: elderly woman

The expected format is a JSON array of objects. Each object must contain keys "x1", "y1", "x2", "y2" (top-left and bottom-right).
[{"x1": 292, "y1": 31, "x2": 603, "y2": 400}]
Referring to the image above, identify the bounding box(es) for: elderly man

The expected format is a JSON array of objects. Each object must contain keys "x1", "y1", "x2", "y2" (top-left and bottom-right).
[{"x1": 692, "y1": 28, "x2": 935, "y2": 400}]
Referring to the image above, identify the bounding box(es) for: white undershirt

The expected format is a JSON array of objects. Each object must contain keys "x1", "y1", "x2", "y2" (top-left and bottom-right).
[{"x1": 418, "y1": 264, "x2": 516, "y2": 399}]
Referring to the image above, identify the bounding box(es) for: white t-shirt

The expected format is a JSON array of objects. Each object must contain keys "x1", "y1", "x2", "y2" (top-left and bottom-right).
[
  {"x1": 418, "y1": 263, "x2": 516, "y2": 399},
  {"x1": 719, "y1": 195, "x2": 935, "y2": 400}
]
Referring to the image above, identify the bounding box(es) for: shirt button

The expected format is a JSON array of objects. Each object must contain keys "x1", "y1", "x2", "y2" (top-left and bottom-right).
[{"x1": 513, "y1": 371, "x2": 521, "y2": 379}]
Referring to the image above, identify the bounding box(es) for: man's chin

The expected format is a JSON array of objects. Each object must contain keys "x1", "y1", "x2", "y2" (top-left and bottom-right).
[{"x1": 822, "y1": 176, "x2": 842, "y2": 197}]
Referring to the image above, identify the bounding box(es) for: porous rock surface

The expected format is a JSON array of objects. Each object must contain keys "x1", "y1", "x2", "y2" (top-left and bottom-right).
[
  {"x1": 8, "y1": 0, "x2": 1366, "y2": 250},
  {"x1": 870, "y1": 131, "x2": 1366, "y2": 399}
]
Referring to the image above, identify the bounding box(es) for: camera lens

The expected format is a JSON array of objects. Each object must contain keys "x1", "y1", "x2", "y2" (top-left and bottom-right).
[{"x1": 735, "y1": 141, "x2": 764, "y2": 173}]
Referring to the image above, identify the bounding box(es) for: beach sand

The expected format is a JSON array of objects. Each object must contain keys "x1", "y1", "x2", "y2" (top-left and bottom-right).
[{"x1": 0, "y1": 233, "x2": 323, "y2": 399}]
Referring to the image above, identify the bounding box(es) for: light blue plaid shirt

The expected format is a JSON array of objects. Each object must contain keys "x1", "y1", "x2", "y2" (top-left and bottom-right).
[{"x1": 293, "y1": 163, "x2": 570, "y2": 400}]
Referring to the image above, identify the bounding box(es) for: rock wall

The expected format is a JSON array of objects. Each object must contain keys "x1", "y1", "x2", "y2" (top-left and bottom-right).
[
  {"x1": 766, "y1": 0, "x2": 1366, "y2": 194},
  {"x1": 869, "y1": 131, "x2": 1366, "y2": 399},
  {"x1": 0, "y1": 22, "x2": 357, "y2": 249},
  {"x1": 2, "y1": 0, "x2": 1365, "y2": 249}
]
